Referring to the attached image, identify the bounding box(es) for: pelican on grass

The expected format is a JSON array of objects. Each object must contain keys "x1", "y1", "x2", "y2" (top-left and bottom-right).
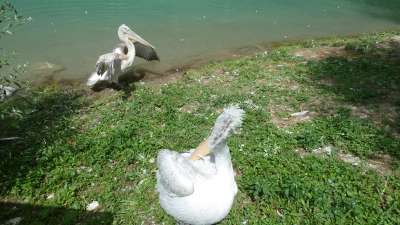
[
  {"x1": 87, "y1": 24, "x2": 159, "y2": 89},
  {"x1": 157, "y1": 106, "x2": 244, "y2": 225}
]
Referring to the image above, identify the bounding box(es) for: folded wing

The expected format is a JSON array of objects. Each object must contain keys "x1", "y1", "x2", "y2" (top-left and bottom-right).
[{"x1": 157, "y1": 150, "x2": 195, "y2": 197}]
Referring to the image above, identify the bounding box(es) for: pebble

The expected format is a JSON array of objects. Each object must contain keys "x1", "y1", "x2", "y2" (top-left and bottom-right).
[
  {"x1": 290, "y1": 111, "x2": 309, "y2": 117},
  {"x1": 86, "y1": 201, "x2": 100, "y2": 211},
  {"x1": 46, "y1": 193, "x2": 55, "y2": 200},
  {"x1": 313, "y1": 145, "x2": 333, "y2": 156}
]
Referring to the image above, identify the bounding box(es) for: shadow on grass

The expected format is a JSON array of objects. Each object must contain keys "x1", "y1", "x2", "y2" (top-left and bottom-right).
[
  {"x1": 0, "y1": 89, "x2": 86, "y2": 195},
  {"x1": 303, "y1": 40, "x2": 400, "y2": 159},
  {"x1": 90, "y1": 68, "x2": 154, "y2": 99},
  {"x1": 0, "y1": 202, "x2": 113, "y2": 225}
]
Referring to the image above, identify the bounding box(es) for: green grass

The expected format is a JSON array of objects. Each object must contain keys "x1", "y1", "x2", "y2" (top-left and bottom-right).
[{"x1": 1, "y1": 31, "x2": 400, "y2": 224}]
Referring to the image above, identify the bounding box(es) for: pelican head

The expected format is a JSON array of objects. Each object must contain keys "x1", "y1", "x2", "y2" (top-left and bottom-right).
[{"x1": 117, "y1": 24, "x2": 155, "y2": 49}]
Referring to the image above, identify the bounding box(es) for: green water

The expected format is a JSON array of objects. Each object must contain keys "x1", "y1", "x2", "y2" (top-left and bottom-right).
[{"x1": 3, "y1": 0, "x2": 400, "y2": 80}]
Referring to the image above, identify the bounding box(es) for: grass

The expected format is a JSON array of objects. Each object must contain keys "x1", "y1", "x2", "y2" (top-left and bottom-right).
[{"x1": 1, "y1": 31, "x2": 400, "y2": 224}]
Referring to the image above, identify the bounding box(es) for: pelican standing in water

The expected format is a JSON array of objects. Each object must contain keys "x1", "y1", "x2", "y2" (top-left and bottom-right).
[{"x1": 87, "y1": 24, "x2": 159, "y2": 89}]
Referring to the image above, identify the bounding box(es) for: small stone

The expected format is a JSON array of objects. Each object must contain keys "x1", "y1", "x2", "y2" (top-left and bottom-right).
[
  {"x1": 313, "y1": 145, "x2": 333, "y2": 156},
  {"x1": 46, "y1": 193, "x2": 55, "y2": 200},
  {"x1": 276, "y1": 209, "x2": 284, "y2": 217},
  {"x1": 339, "y1": 153, "x2": 361, "y2": 166},
  {"x1": 86, "y1": 201, "x2": 100, "y2": 211},
  {"x1": 138, "y1": 179, "x2": 145, "y2": 186},
  {"x1": 291, "y1": 111, "x2": 309, "y2": 117}
]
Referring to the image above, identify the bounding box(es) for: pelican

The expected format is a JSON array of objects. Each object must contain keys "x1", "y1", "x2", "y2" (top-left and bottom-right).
[
  {"x1": 87, "y1": 24, "x2": 159, "y2": 89},
  {"x1": 156, "y1": 106, "x2": 244, "y2": 225}
]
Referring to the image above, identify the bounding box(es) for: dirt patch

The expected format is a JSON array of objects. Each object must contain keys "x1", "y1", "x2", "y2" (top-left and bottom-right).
[
  {"x1": 269, "y1": 103, "x2": 315, "y2": 128},
  {"x1": 344, "y1": 103, "x2": 399, "y2": 138},
  {"x1": 295, "y1": 146, "x2": 334, "y2": 158},
  {"x1": 179, "y1": 102, "x2": 200, "y2": 114},
  {"x1": 365, "y1": 154, "x2": 394, "y2": 176},
  {"x1": 376, "y1": 35, "x2": 400, "y2": 50},
  {"x1": 143, "y1": 70, "x2": 185, "y2": 86},
  {"x1": 292, "y1": 46, "x2": 347, "y2": 60},
  {"x1": 295, "y1": 146, "x2": 395, "y2": 176},
  {"x1": 269, "y1": 103, "x2": 294, "y2": 128},
  {"x1": 274, "y1": 77, "x2": 301, "y2": 91},
  {"x1": 364, "y1": 35, "x2": 400, "y2": 60},
  {"x1": 338, "y1": 152, "x2": 394, "y2": 176}
]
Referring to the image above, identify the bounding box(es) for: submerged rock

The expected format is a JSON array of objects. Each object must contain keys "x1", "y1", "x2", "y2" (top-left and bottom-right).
[{"x1": 30, "y1": 62, "x2": 66, "y2": 78}]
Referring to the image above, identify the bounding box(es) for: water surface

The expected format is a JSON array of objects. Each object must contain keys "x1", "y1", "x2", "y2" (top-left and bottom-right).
[{"x1": 3, "y1": 0, "x2": 400, "y2": 80}]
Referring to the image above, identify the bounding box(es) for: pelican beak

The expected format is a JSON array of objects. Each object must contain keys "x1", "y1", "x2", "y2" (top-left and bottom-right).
[
  {"x1": 126, "y1": 29, "x2": 156, "y2": 49},
  {"x1": 128, "y1": 37, "x2": 135, "y2": 42},
  {"x1": 190, "y1": 140, "x2": 210, "y2": 160}
]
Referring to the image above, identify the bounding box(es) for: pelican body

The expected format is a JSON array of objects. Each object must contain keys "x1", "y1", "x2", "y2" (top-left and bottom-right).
[
  {"x1": 157, "y1": 107, "x2": 244, "y2": 225},
  {"x1": 87, "y1": 24, "x2": 159, "y2": 89}
]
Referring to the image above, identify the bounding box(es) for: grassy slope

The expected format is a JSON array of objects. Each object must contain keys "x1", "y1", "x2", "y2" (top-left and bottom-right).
[{"x1": 1, "y1": 31, "x2": 400, "y2": 224}]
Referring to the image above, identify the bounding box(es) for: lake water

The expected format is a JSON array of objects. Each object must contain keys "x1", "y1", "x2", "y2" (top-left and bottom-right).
[{"x1": 3, "y1": 0, "x2": 400, "y2": 80}]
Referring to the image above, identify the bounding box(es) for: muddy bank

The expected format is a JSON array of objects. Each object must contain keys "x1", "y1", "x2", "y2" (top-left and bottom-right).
[{"x1": 27, "y1": 30, "x2": 400, "y2": 88}]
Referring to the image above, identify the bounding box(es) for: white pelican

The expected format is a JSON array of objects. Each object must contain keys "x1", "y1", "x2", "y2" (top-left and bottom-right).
[
  {"x1": 87, "y1": 24, "x2": 159, "y2": 89},
  {"x1": 157, "y1": 106, "x2": 244, "y2": 225}
]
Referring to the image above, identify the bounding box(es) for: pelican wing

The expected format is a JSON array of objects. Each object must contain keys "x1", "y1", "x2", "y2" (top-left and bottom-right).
[
  {"x1": 95, "y1": 52, "x2": 118, "y2": 75},
  {"x1": 134, "y1": 42, "x2": 160, "y2": 61},
  {"x1": 157, "y1": 150, "x2": 195, "y2": 197}
]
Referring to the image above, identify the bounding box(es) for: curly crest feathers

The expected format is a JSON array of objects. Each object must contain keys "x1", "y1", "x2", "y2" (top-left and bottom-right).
[{"x1": 207, "y1": 106, "x2": 244, "y2": 150}]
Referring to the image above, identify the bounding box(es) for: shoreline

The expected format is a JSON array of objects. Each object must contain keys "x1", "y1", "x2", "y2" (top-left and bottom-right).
[
  {"x1": 29, "y1": 29, "x2": 400, "y2": 88},
  {"x1": 2, "y1": 29, "x2": 400, "y2": 224}
]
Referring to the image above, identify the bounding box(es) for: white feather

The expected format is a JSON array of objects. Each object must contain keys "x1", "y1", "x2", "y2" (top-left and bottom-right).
[{"x1": 156, "y1": 106, "x2": 244, "y2": 225}]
